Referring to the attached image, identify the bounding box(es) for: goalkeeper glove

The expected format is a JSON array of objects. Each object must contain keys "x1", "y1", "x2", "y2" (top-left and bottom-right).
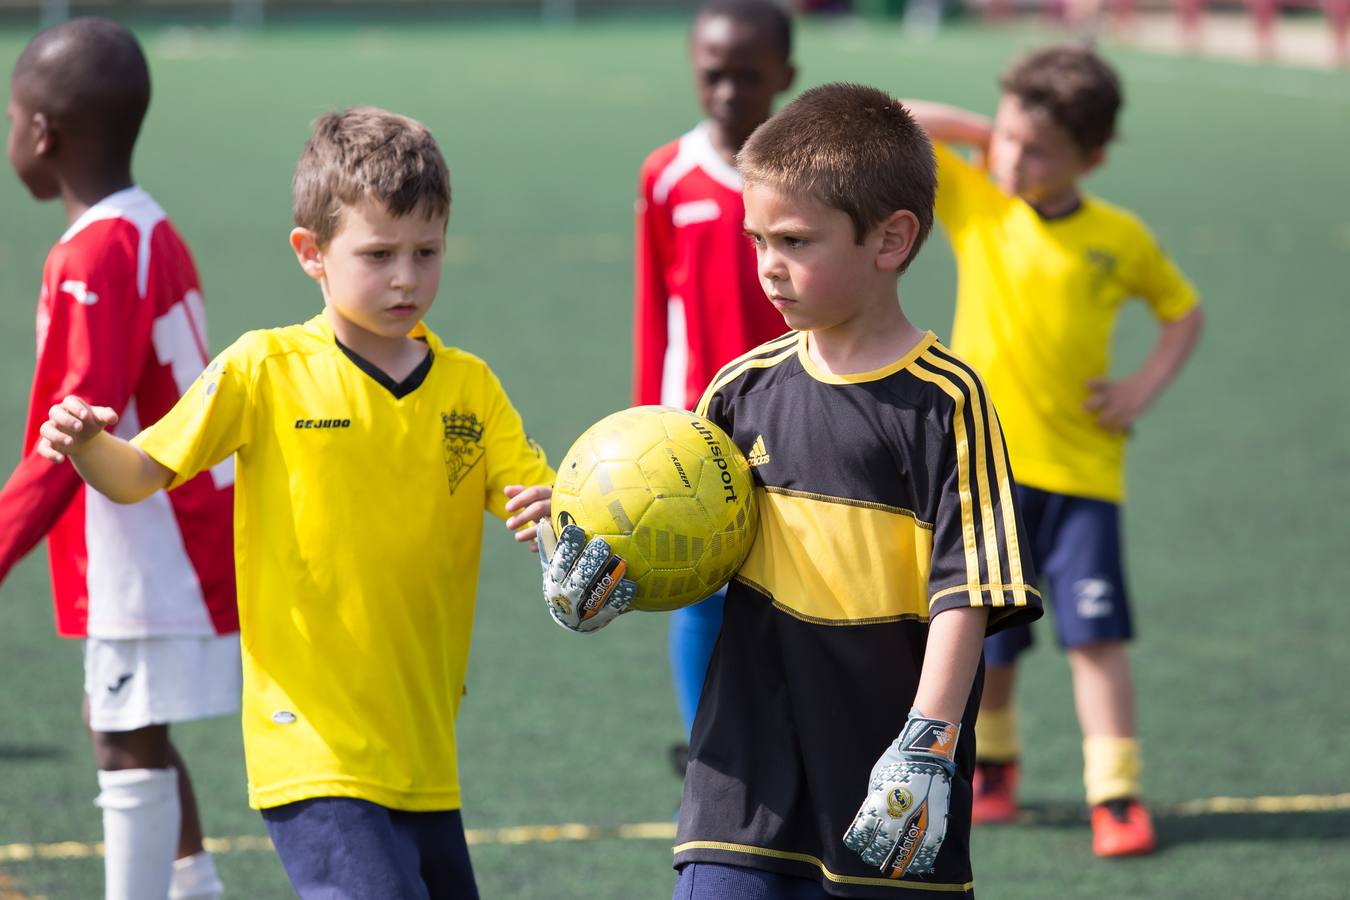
[
  {"x1": 842, "y1": 708, "x2": 960, "y2": 878},
  {"x1": 538, "y1": 519, "x2": 636, "y2": 634}
]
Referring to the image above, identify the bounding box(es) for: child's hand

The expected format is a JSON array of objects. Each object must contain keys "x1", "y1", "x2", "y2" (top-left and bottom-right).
[
  {"x1": 37, "y1": 396, "x2": 119, "y2": 463},
  {"x1": 504, "y1": 484, "x2": 552, "y2": 550},
  {"x1": 1084, "y1": 375, "x2": 1153, "y2": 434},
  {"x1": 538, "y1": 520, "x2": 635, "y2": 634}
]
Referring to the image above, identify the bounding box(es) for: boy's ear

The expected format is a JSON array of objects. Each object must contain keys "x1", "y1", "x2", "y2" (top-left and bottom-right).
[
  {"x1": 1083, "y1": 146, "x2": 1107, "y2": 175},
  {"x1": 779, "y1": 62, "x2": 797, "y2": 95},
  {"x1": 290, "y1": 228, "x2": 325, "y2": 281},
  {"x1": 32, "y1": 112, "x2": 56, "y2": 158},
  {"x1": 875, "y1": 209, "x2": 921, "y2": 273}
]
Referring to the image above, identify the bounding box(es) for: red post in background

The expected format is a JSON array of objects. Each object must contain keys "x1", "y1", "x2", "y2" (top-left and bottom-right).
[
  {"x1": 1249, "y1": 0, "x2": 1279, "y2": 58},
  {"x1": 1179, "y1": 0, "x2": 1206, "y2": 50},
  {"x1": 1325, "y1": 0, "x2": 1350, "y2": 65}
]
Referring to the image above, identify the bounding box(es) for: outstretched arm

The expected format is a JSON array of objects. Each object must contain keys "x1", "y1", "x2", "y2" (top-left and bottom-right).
[
  {"x1": 1085, "y1": 305, "x2": 1205, "y2": 434},
  {"x1": 903, "y1": 100, "x2": 993, "y2": 151},
  {"x1": 37, "y1": 396, "x2": 173, "y2": 504}
]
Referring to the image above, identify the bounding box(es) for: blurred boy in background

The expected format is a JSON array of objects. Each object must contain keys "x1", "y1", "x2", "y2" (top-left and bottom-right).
[
  {"x1": 906, "y1": 44, "x2": 1204, "y2": 856},
  {"x1": 632, "y1": 0, "x2": 795, "y2": 771},
  {"x1": 1, "y1": 19, "x2": 236, "y2": 900}
]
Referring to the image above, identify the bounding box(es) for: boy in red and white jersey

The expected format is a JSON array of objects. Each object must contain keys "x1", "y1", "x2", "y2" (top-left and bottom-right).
[
  {"x1": 634, "y1": 0, "x2": 795, "y2": 413},
  {"x1": 633, "y1": 0, "x2": 795, "y2": 770},
  {"x1": 0, "y1": 18, "x2": 236, "y2": 900}
]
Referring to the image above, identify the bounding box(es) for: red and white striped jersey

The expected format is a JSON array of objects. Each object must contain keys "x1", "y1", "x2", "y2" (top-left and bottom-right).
[
  {"x1": 0, "y1": 187, "x2": 237, "y2": 639},
  {"x1": 633, "y1": 123, "x2": 787, "y2": 411}
]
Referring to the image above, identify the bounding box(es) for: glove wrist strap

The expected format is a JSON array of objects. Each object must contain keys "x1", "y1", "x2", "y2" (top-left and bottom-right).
[{"x1": 898, "y1": 708, "x2": 961, "y2": 768}]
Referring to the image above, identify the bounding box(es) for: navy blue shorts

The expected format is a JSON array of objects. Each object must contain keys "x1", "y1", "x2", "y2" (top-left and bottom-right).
[
  {"x1": 674, "y1": 862, "x2": 831, "y2": 900},
  {"x1": 262, "y1": 797, "x2": 478, "y2": 900},
  {"x1": 984, "y1": 485, "x2": 1133, "y2": 667}
]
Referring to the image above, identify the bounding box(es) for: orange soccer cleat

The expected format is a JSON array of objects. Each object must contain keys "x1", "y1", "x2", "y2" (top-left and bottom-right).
[
  {"x1": 971, "y1": 761, "x2": 1019, "y2": 824},
  {"x1": 1091, "y1": 798, "x2": 1157, "y2": 857}
]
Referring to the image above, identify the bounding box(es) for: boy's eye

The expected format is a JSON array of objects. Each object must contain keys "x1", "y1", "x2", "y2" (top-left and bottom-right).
[
  {"x1": 365, "y1": 250, "x2": 391, "y2": 260},
  {"x1": 417, "y1": 247, "x2": 441, "y2": 258},
  {"x1": 784, "y1": 237, "x2": 806, "y2": 249},
  {"x1": 745, "y1": 233, "x2": 765, "y2": 248}
]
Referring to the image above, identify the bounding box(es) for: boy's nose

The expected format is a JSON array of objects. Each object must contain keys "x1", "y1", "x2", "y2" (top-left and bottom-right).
[
  {"x1": 389, "y1": 261, "x2": 417, "y2": 291},
  {"x1": 758, "y1": 249, "x2": 785, "y2": 283}
]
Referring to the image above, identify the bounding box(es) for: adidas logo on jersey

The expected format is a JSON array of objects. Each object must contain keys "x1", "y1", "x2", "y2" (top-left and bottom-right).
[{"x1": 747, "y1": 435, "x2": 770, "y2": 467}]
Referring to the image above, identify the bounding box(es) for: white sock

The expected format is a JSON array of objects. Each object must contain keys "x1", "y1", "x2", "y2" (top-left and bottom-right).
[
  {"x1": 170, "y1": 850, "x2": 224, "y2": 900},
  {"x1": 96, "y1": 768, "x2": 181, "y2": 900}
]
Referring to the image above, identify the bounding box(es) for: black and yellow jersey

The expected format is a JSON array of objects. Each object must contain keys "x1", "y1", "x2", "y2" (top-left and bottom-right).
[
  {"x1": 134, "y1": 313, "x2": 554, "y2": 811},
  {"x1": 674, "y1": 330, "x2": 1041, "y2": 898}
]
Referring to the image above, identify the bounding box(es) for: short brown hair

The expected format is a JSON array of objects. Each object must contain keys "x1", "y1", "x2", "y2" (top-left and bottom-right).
[
  {"x1": 293, "y1": 107, "x2": 451, "y2": 246},
  {"x1": 737, "y1": 83, "x2": 935, "y2": 271},
  {"x1": 1000, "y1": 45, "x2": 1122, "y2": 153}
]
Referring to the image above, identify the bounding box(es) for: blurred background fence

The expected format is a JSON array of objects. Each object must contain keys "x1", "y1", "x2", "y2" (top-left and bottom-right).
[{"x1": 1, "y1": 0, "x2": 1343, "y2": 66}]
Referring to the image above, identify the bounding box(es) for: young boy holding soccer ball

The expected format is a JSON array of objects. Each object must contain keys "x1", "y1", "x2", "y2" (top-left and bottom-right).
[{"x1": 542, "y1": 84, "x2": 1042, "y2": 900}]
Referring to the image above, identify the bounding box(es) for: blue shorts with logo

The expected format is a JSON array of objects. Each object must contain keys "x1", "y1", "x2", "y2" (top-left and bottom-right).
[
  {"x1": 983, "y1": 485, "x2": 1133, "y2": 667},
  {"x1": 262, "y1": 796, "x2": 478, "y2": 900}
]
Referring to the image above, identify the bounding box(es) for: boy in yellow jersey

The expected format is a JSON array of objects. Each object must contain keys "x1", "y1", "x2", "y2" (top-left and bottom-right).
[
  {"x1": 905, "y1": 45, "x2": 1204, "y2": 857},
  {"x1": 35, "y1": 107, "x2": 556, "y2": 898},
  {"x1": 540, "y1": 84, "x2": 1042, "y2": 899}
]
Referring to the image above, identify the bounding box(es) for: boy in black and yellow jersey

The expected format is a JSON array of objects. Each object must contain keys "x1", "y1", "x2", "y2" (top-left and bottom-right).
[
  {"x1": 541, "y1": 84, "x2": 1041, "y2": 900},
  {"x1": 906, "y1": 46, "x2": 1204, "y2": 857},
  {"x1": 36, "y1": 107, "x2": 557, "y2": 899}
]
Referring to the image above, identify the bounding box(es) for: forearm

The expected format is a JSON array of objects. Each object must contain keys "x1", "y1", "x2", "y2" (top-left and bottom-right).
[
  {"x1": 902, "y1": 100, "x2": 993, "y2": 149},
  {"x1": 913, "y1": 606, "x2": 990, "y2": 723},
  {"x1": 68, "y1": 432, "x2": 174, "y2": 504},
  {"x1": 1132, "y1": 305, "x2": 1205, "y2": 403},
  {"x1": 0, "y1": 452, "x2": 84, "y2": 582}
]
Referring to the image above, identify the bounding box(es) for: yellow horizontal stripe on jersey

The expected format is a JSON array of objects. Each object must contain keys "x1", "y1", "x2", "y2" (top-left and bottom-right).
[
  {"x1": 673, "y1": 840, "x2": 974, "y2": 892},
  {"x1": 736, "y1": 487, "x2": 933, "y2": 623},
  {"x1": 929, "y1": 582, "x2": 1040, "y2": 606},
  {"x1": 694, "y1": 337, "x2": 799, "y2": 417}
]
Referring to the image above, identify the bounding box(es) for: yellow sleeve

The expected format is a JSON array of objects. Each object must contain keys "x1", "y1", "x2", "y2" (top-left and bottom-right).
[
  {"x1": 133, "y1": 335, "x2": 253, "y2": 489},
  {"x1": 480, "y1": 367, "x2": 555, "y2": 520},
  {"x1": 933, "y1": 142, "x2": 990, "y2": 233},
  {"x1": 1124, "y1": 222, "x2": 1199, "y2": 322}
]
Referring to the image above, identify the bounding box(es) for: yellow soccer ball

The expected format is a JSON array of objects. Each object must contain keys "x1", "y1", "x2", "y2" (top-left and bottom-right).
[{"x1": 551, "y1": 406, "x2": 757, "y2": 612}]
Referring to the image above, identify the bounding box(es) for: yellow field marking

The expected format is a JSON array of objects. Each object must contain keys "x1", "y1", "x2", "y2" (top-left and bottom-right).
[
  {"x1": 1, "y1": 792, "x2": 1347, "y2": 864},
  {"x1": 1167, "y1": 793, "x2": 1350, "y2": 816}
]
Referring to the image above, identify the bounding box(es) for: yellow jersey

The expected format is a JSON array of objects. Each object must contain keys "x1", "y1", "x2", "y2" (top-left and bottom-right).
[
  {"x1": 134, "y1": 313, "x2": 553, "y2": 811},
  {"x1": 935, "y1": 143, "x2": 1198, "y2": 502}
]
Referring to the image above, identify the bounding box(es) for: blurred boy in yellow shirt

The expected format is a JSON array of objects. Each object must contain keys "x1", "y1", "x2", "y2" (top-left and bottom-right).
[{"x1": 907, "y1": 45, "x2": 1204, "y2": 857}]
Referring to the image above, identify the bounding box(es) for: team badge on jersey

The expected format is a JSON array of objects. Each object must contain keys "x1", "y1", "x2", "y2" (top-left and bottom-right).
[{"x1": 442, "y1": 410, "x2": 485, "y2": 494}]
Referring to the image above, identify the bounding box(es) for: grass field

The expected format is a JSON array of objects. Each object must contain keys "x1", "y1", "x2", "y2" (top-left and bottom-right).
[{"x1": 0, "y1": 13, "x2": 1348, "y2": 899}]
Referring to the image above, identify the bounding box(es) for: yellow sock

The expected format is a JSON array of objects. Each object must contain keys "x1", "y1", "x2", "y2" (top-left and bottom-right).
[
  {"x1": 1083, "y1": 736, "x2": 1142, "y2": 806},
  {"x1": 975, "y1": 707, "x2": 1019, "y2": 762}
]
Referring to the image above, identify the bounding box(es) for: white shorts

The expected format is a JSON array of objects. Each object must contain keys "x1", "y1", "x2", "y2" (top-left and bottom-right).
[{"x1": 83, "y1": 634, "x2": 242, "y2": 733}]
